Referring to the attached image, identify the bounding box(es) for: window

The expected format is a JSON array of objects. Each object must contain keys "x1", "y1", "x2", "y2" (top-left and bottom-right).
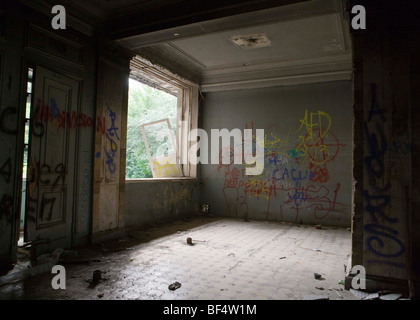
[{"x1": 126, "y1": 56, "x2": 198, "y2": 180}]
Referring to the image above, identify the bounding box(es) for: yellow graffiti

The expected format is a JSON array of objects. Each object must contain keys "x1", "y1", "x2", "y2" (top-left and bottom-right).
[
  {"x1": 298, "y1": 110, "x2": 331, "y2": 139},
  {"x1": 295, "y1": 110, "x2": 334, "y2": 165},
  {"x1": 153, "y1": 154, "x2": 180, "y2": 177}
]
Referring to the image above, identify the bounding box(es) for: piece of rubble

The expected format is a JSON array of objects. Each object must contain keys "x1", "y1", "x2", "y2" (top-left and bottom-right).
[
  {"x1": 363, "y1": 293, "x2": 380, "y2": 300},
  {"x1": 380, "y1": 293, "x2": 403, "y2": 300},
  {"x1": 168, "y1": 281, "x2": 182, "y2": 291}
]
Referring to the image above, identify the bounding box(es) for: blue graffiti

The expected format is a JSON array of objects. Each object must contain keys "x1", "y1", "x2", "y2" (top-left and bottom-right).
[
  {"x1": 364, "y1": 224, "x2": 405, "y2": 259},
  {"x1": 363, "y1": 84, "x2": 405, "y2": 266},
  {"x1": 104, "y1": 103, "x2": 119, "y2": 175},
  {"x1": 50, "y1": 98, "x2": 60, "y2": 119}
]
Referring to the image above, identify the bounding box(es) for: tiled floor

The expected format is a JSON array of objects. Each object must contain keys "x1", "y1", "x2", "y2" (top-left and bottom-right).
[{"x1": 0, "y1": 217, "x2": 358, "y2": 300}]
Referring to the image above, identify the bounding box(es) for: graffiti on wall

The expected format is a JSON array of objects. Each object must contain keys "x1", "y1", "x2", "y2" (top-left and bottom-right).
[
  {"x1": 363, "y1": 84, "x2": 406, "y2": 269},
  {"x1": 217, "y1": 109, "x2": 348, "y2": 222},
  {"x1": 103, "y1": 102, "x2": 120, "y2": 177},
  {"x1": 33, "y1": 99, "x2": 106, "y2": 136},
  {"x1": 25, "y1": 160, "x2": 67, "y2": 223}
]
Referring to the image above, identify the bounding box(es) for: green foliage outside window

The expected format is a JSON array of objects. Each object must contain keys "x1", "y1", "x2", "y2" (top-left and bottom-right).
[{"x1": 126, "y1": 79, "x2": 177, "y2": 178}]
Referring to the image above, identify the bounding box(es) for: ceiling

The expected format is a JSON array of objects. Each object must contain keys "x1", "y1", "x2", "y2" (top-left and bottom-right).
[
  {"x1": 124, "y1": 0, "x2": 352, "y2": 92},
  {"x1": 20, "y1": 0, "x2": 352, "y2": 92}
]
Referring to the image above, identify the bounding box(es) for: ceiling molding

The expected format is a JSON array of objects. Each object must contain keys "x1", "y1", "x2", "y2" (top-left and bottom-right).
[
  {"x1": 108, "y1": 0, "x2": 311, "y2": 40},
  {"x1": 200, "y1": 70, "x2": 352, "y2": 92},
  {"x1": 117, "y1": 0, "x2": 338, "y2": 48}
]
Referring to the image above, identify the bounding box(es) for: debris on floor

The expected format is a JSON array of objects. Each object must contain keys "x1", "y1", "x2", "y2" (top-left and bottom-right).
[
  {"x1": 168, "y1": 281, "x2": 182, "y2": 291},
  {"x1": 279, "y1": 256, "x2": 286, "y2": 260},
  {"x1": 363, "y1": 293, "x2": 380, "y2": 300},
  {"x1": 379, "y1": 293, "x2": 403, "y2": 300},
  {"x1": 315, "y1": 225, "x2": 323, "y2": 229},
  {"x1": 86, "y1": 270, "x2": 108, "y2": 289},
  {"x1": 350, "y1": 288, "x2": 369, "y2": 299},
  {"x1": 314, "y1": 273, "x2": 325, "y2": 280},
  {"x1": 303, "y1": 294, "x2": 329, "y2": 300},
  {"x1": 350, "y1": 289, "x2": 404, "y2": 300},
  {"x1": 186, "y1": 237, "x2": 194, "y2": 245},
  {"x1": 0, "y1": 248, "x2": 73, "y2": 287}
]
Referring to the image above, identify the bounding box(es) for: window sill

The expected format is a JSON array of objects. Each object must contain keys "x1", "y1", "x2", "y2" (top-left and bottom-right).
[{"x1": 125, "y1": 177, "x2": 197, "y2": 183}]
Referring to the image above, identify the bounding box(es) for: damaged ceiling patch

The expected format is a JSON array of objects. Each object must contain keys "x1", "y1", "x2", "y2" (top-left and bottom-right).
[{"x1": 229, "y1": 32, "x2": 271, "y2": 49}]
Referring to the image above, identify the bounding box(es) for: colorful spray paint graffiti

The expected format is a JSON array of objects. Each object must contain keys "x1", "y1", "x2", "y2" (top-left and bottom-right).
[
  {"x1": 217, "y1": 110, "x2": 348, "y2": 223},
  {"x1": 33, "y1": 99, "x2": 106, "y2": 136}
]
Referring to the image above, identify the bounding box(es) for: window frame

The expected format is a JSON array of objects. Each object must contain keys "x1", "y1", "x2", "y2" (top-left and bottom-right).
[{"x1": 126, "y1": 56, "x2": 199, "y2": 181}]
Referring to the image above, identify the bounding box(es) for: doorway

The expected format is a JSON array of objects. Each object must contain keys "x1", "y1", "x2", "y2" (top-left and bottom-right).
[{"x1": 17, "y1": 66, "x2": 80, "y2": 255}]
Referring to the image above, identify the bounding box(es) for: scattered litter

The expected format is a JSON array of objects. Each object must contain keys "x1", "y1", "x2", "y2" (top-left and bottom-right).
[
  {"x1": 315, "y1": 287, "x2": 324, "y2": 290},
  {"x1": 313, "y1": 249, "x2": 321, "y2": 252},
  {"x1": 303, "y1": 294, "x2": 329, "y2": 300},
  {"x1": 380, "y1": 293, "x2": 403, "y2": 300},
  {"x1": 186, "y1": 237, "x2": 194, "y2": 245},
  {"x1": 338, "y1": 280, "x2": 345, "y2": 285},
  {"x1": 279, "y1": 257, "x2": 286, "y2": 260},
  {"x1": 228, "y1": 253, "x2": 235, "y2": 257},
  {"x1": 97, "y1": 293, "x2": 104, "y2": 298},
  {"x1": 315, "y1": 225, "x2": 323, "y2": 229},
  {"x1": 314, "y1": 273, "x2": 325, "y2": 280},
  {"x1": 168, "y1": 281, "x2": 182, "y2": 291}
]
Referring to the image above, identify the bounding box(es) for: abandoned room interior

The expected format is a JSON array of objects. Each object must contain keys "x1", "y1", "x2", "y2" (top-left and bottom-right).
[{"x1": 0, "y1": 0, "x2": 419, "y2": 302}]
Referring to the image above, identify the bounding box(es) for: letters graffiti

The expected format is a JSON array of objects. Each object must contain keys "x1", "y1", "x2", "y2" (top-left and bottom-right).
[
  {"x1": 26, "y1": 161, "x2": 66, "y2": 222},
  {"x1": 33, "y1": 99, "x2": 106, "y2": 136},
  {"x1": 218, "y1": 110, "x2": 348, "y2": 222},
  {"x1": 363, "y1": 84, "x2": 405, "y2": 268},
  {"x1": 103, "y1": 103, "x2": 119, "y2": 175}
]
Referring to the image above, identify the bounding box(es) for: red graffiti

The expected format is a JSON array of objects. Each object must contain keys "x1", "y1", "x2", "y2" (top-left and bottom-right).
[{"x1": 34, "y1": 99, "x2": 106, "y2": 135}]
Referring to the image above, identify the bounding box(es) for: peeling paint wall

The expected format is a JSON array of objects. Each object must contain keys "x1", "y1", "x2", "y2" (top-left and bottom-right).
[
  {"x1": 124, "y1": 180, "x2": 200, "y2": 227},
  {"x1": 199, "y1": 81, "x2": 353, "y2": 227},
  {"x1": 93, "y1": 47, "x2": 131, "y2": 235}
]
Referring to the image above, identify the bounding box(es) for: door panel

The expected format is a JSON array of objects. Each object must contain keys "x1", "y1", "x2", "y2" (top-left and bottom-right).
[{"x1": 25, "y1": 66, "x2": 79, "y2": 249}]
